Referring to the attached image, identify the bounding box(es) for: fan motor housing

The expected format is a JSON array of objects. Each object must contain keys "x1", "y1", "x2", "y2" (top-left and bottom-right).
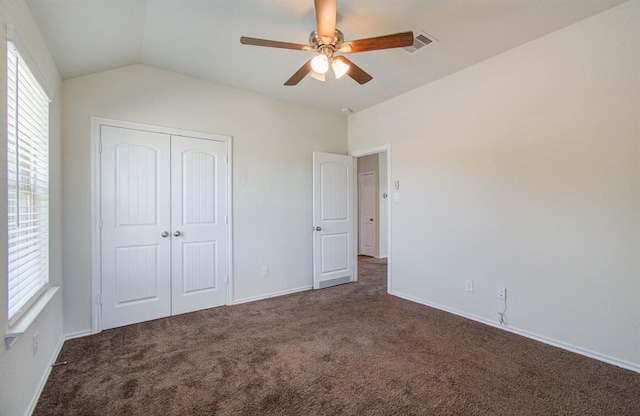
[{"x1": 309, "y1": 29, "x2": 344, "y2": 50}]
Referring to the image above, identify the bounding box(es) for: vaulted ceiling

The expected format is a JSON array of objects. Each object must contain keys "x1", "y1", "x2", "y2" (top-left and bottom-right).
[{"x1": 27, "y1": 0, "x2": 628, "y2": 114}]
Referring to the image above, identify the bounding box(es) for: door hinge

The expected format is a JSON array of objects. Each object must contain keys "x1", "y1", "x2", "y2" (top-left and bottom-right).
[
  {"x1": 97, "y1": 293, "x2": 103, "y2": 305},
  {"x1": 226, "y1": 216, "x2": 228, "y2": 224},
  {"x1": 225, "y1": 156, "x2": 228, "y2": 164},
  {"x1": 98, "y1": 141, "x2": 103, "y2": 153},
  {"x1": 225, "y1": 276, "x2": 229, "y2": 284},
  {"x1": 99, "y1": 217, "x2": 103, "y2": 229}
]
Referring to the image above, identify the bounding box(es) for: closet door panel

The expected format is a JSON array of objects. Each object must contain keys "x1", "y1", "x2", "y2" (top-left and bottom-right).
[
  {"x1": 100, "y1": 126, "x2": 172, "y2": 330},
  {"x1": 171, "y1": 135, "x2": 228, "y2": 314}
]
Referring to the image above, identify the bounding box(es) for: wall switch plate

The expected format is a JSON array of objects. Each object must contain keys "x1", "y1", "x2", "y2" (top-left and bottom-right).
[
  {"x1": 261, "y1": 266, "x2": 269, "y2": 278},
  {"x1": 497, "y1": 287, "x2": 507, "y2": 300},
  {"x1": 464, "y1": 279, "x2": 474, "y2": 292}
]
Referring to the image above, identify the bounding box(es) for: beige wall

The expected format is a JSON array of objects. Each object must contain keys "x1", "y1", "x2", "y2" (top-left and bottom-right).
[
  {"x1": 357, "y1": 154, "x2": 378, "y2": 174},
  {"x1": 349, "y1": 0, "x2": 640, "y2": 369},
  {"x1": 0, "y1": 1, "x2": 64, "y2": 415},
  {"x1": 62, "y1": 64, "x2": 347, "y2": 334}
]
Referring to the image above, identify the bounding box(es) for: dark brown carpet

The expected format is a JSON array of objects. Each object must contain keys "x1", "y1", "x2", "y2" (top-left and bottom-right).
[{"x1": 36, "y1": 256, "x2": 640, "y2": 415}]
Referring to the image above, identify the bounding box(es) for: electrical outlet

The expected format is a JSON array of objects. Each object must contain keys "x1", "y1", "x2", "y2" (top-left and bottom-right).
[
  {"x1": 497, "y1": 287, "x2": 507, "y2": 300},
  {"x1": 261, "y1": 266, "x2": 269, "y2": 278},
  {"x1": 464, "y1": 279, "x2": 474, "y2": 292},
  {"x1": 33, "y1": 332, "x2": 39, "y2": 357}
]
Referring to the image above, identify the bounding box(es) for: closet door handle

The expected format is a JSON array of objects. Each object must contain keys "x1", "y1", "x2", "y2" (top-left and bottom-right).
[
  {"x1": 161, "y1": 231, "x2": 169, "y2": 238},
  {"x1": 173, "y1": 231, "x2": 182, "y2": 237}
]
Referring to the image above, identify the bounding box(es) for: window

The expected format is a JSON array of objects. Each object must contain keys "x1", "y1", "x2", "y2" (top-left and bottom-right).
[{"x1": 6, "y1": 41, "x2": 50, "y2": 324}]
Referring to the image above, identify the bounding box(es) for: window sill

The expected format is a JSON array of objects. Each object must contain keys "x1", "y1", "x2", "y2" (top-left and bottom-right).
[{"x1": 4, "y1": 286, "x2": 59, "y2": 349}]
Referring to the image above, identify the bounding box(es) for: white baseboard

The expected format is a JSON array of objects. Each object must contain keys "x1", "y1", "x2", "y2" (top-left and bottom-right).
[
  {"x1": 233, "y1": 286, "x2": 312, "y2": 305},
  {"x1": 25, "y1": 335, "x2": 65, "y2": 416},
  {"x1": 64, "y1": 329, "x2": 93, "y2": 341},
  {"x1": 391, "y1": 291, "x2": 640, "y2": 374},
  {"x1": 25, "y1": 329, "x2": 93, "y2": 414}
]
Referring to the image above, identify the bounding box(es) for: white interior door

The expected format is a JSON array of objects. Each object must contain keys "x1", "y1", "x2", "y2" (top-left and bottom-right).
[
  {"x1": 101, "y1": 126, "x2": 172, "y2": 330},
  {"x1": 171, "y1": 135, "x2": 228, "y2": 315},
  {"x1": 312, "y1": 152, "x2": 355, "y2": 289},
  {"x1": 358, "y1": 171, "x2": 377, "y2": 257}
]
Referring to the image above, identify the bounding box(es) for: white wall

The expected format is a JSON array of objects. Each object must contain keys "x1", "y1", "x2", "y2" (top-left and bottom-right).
[
  {"x1": 0, "y1": 1, "x2": 64, "y2": 415},
  {"x1": 62, "y1": 64, "x2": 347, "y2": 334},
  {"x1": 349, "y1": 0, "x2": 640, "y2": 369}
]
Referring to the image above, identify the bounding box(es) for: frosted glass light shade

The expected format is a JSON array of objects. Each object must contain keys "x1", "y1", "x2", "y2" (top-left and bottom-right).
[
  {"x1": 332, "y1": 58, "x2": 350, "y2": 79},
  {"x1": 311, "y1": 54, "x2": 329, "y2": 74},
  {"x1": 310, "y1": 71, "x2": 326, "y2": 82}
]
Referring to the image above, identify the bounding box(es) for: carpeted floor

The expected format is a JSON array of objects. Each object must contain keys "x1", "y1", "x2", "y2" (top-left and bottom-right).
[{"x1": 36, "y1": 256, "x2": 640, "y2": 415}]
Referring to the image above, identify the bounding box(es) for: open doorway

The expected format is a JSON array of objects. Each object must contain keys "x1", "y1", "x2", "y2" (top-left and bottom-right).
[{"x1": 353, "y1": 147, "x2": 390, "y2": 291}]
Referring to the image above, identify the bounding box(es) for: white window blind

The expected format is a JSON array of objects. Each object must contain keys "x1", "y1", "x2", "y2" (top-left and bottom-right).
[{"x1": 7, "y1": 41, "x2": 50, "y2": 324}]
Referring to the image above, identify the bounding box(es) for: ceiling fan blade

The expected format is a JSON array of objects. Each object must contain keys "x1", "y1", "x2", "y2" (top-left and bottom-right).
[
  {"x1": 241, "y1": 36, "x2": 313, "y2": 51},
  {"x1": 314, "y1": 0, "x2": 337, "y2": 40},
  {"x1": 334, "y1": 56, "x2": 372, "y2": 85},
  {"x1": 284, "y1": 58, "x2": 314, "y2": 86},
  {"x1": 339, "y1": 31, "x2": 414, "y2": 53}
]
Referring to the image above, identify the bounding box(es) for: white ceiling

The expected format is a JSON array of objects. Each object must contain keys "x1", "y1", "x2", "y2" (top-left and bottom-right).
[{"x1": 27, "y1": 0, "x2": 628, "y2": 115}]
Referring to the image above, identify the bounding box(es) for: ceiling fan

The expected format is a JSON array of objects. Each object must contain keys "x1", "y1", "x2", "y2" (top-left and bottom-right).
[{"x1": 240, "y1": 0, "x2": 414, "y2": 86}]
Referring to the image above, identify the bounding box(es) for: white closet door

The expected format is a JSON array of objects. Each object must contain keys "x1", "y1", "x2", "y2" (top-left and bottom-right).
[
  {"x1": 170, "y1": 136, "x2": 228, "y2": 315},
  {"x1": 101, "y1": 126, "x2": 172, "y2": 330}
]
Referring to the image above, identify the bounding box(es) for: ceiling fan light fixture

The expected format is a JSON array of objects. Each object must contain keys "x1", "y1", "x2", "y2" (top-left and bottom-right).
[
  {"x1": 310, "y1": 71, "x2": 326, "y2": 82},
  {"x1": 240, "y1": 0, "x2": 412, "y2": 86},
  {"x1": 332, "y1": 58, "x2": 350, "y2": 79},
  {"x1": 311, "y1": 53, "x2": 329, "y2": 74}
]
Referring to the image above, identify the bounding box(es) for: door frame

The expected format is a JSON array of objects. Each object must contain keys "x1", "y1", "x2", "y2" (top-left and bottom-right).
[
  {"x1": 351, "y1": 145, "x2": 392, "y2": 293},
  {"x1": 90, "y1": 117, "x2": 233, "y2": 334}
]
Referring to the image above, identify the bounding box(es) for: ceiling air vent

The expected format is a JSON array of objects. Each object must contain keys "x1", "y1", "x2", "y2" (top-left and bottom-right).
[{"x1": 404, "y1": 31, "x2": 438, "y2": 54}]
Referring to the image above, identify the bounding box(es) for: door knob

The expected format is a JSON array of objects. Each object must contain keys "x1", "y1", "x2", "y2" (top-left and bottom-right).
[
  {"x1": 315, "y1": 226, "x2": 322, "y2": 231},
  {"x1": 369, "y1": 218, "x2": 374, "y2": 222},
  {"x1": 173, "y1": 231, "x2": 182, "y2": 237},
  {"x1": 161, "y1": 231, "x2": 169, "y2": 238}
]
